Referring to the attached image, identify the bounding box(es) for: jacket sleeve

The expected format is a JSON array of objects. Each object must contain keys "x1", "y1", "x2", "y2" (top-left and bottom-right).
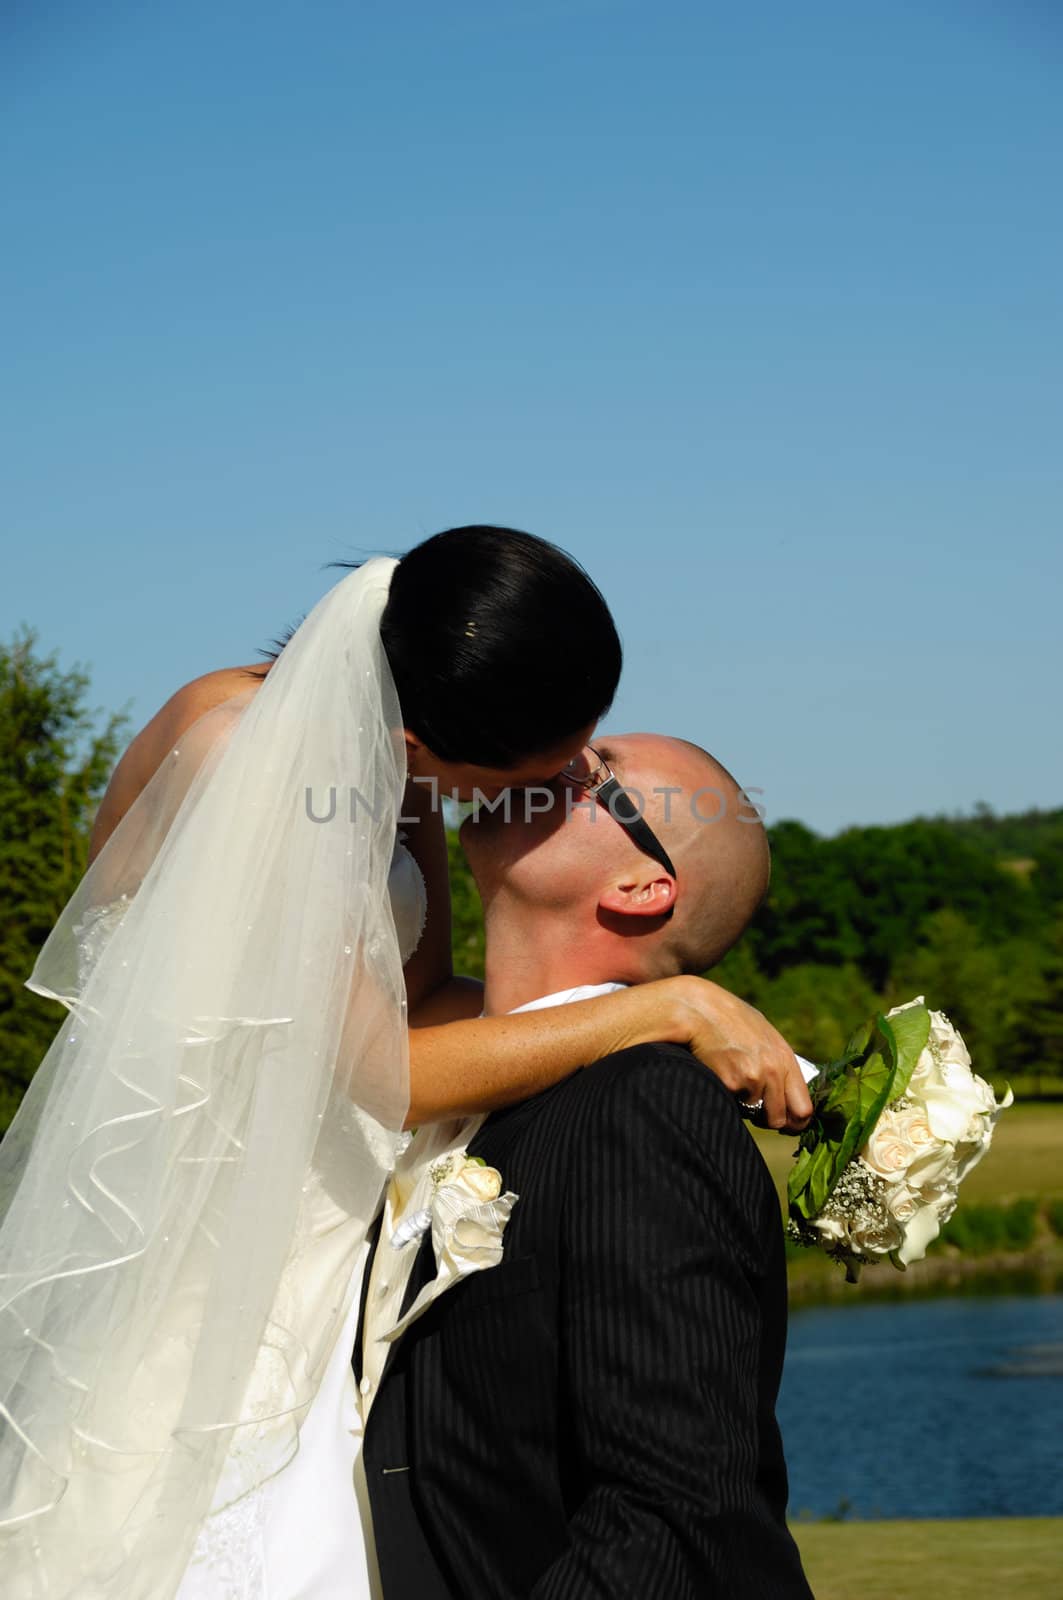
[{"x1": 530, "y1": 1046, "x2": 810, "y2": 1600}]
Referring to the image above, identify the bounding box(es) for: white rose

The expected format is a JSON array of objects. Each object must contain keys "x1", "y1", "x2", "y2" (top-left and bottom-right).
[
  {"x1": 908, "y1": 1056, "x2": 940, "y2": 1097},
  {"x1": 906, "y1": 1011, "x2": 1000, "y2": 1147},
  {"x1": 811, "y1": 1213, "x2": 849, "y2": 1246},
  {"x1": 850, "y1": 1210, "x2": 904, "y2": 1257},
  {"x1": 453, "y1": 1162, "x2": 503, "y2": 1204},
  {"x1": 887, "y1": 1185, "x2": 919, "y2": 1224},
  {"x1": 904, "y1": 1140, "x2": 956, "y2": 1194},
  {"x1": 917, "y1": 1062, "x2": 996, "y2": 1145},
  {"x1": 891, "y1": 1106, "x2": 936, "y2": 1151},
  {"x1": 860, "y1": 1111, "x2": 915, "y2": 1183}
]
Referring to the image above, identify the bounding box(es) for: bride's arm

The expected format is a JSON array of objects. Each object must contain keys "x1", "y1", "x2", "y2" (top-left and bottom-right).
[
  {"x1": 397, "y1": 793, "x2": 812, "y2": 1133},
  {"x1": 406, "y1": 977, "x2": 813, "y2": 1133}
]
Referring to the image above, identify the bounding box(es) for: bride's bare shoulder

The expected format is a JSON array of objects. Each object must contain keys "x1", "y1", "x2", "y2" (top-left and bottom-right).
[
  {"x1": 163, "y1": 662, "x2": 269, "y2": 729},
  {"x1": 136, "y1": 663, "x2": 269, "y2": 762},
  {"x1": 88, "y1": 664, "x2": 271, "y2": 863}
]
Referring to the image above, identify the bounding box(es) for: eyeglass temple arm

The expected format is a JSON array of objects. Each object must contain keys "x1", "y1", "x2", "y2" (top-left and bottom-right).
[{"x1": 595, "y1": 776, "x2": 678, "y2": 880}]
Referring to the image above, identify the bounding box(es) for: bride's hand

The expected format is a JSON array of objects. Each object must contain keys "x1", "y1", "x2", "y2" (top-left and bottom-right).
[{"x1": 654, "y1": 974, "x2": 813, "y2": 1133}]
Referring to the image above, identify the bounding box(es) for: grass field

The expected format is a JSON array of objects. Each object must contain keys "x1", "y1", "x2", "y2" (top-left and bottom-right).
[
  {"x1": 793, "y1": 1517, "x2": 1062, "y2": 1600},
  {"x1": 750, "y1": 1101, "x2": 1063, "y2": 1209}
]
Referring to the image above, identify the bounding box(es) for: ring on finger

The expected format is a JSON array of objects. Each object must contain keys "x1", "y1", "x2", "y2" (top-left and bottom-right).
[{"x1": 736, "y1": 1096, "x2": 765, "y2": 1118}]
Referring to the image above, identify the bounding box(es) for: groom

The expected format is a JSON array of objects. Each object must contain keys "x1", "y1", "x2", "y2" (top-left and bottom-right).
[{"x1": 355, "y1": 736, "x2": 814, "y2": 1598}]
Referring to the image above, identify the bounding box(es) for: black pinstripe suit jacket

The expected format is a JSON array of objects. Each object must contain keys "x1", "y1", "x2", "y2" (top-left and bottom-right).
[{"x1": 359, "y1": 1043, "x2": 814, "y2": 1599}]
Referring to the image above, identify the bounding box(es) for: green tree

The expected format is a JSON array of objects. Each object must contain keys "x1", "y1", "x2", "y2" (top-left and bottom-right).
[
  {"x1": 1030, "y1": 829, "x2": 1063, "y2": 917},
  {"x1": 708, "y1": 936, "x2": 763, "y2": 1007},
  {"x1": 835, "y1": 820, "x2": 1036, "y2": 988},
  {"x1": 749, "y1": 820, "x2": 861, "y2": 975},
  {"x1": 1001, "y1": 916, "x2": 1063, "y2": 1087},
  {"x1": 0, "y1": 629, "x2": 127, "y2": 1127},
  {"x1": 890, "y1": 908, "x2": 1009, "y2": 1076},
  {"x1": 446, "y1": 828, "x2": 485, "y2": 980},
  {"x1": 749, "y1": 815, "x2": 1041, "y2": 991},
  {"x1": 754, "y1": 963, "x2": 883, "y2": 1064}
]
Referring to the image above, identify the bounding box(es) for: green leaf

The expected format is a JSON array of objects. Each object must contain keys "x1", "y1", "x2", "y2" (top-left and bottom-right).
[
  {"x1": 840, "y1": 1018, "x2": 873, "y2": 1064},
  {"x1": 787, "y1": 1007, "x2": 919, "y2": 1222},
  {"x1": 789, "y1": 1144, "x2": 814, "y2": 1192},
  {"x1": 833, "y1": 1057, "x2": 882, "y2": 1167},
  {"x1": 788, "y1": 1133, "x2": 824, "y2": 1218},
  {"x1": 807, "y1": 1143, "x2": 834, "y2": 1216},
  {"x1": 883, "y1": 1001, "x2": 931, "y2": 1102},
  {"x1": 789, "y1": 1128, "x2": 839, "y2": 1218}
]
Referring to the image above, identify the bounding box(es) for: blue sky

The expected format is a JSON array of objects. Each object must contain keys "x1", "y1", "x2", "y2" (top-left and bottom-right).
[{"x1": 3, "y1": 0, "x2": 1060, "y2": 833}]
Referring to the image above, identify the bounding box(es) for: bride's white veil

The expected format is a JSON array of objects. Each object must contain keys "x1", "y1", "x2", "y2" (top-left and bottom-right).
[{"x1": 0, "y1": 558, "x2": 410, "y2": 1597}]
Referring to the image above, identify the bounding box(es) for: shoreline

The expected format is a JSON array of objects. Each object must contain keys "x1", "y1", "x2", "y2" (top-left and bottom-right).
[{"x1": 785, "y1": 1238, "x2": 1063, "y2": 1309}]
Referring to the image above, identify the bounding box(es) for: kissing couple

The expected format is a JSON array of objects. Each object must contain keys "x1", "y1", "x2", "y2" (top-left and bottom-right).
[{"x1": 1, "y1": 528, "x2": 813, "y2": 1597}]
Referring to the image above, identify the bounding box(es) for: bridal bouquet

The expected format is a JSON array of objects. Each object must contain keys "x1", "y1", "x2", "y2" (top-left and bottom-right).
[{"x1": 787, "y1": 997, "x2": 1012, "y2": 1281}]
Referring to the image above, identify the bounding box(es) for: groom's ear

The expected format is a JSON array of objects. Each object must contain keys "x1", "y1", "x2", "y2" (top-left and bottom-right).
[{"x1": 598, "y1": 873, "x2": 677, "y2": 920}]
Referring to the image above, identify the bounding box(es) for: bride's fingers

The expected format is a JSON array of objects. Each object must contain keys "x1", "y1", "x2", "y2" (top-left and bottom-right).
[
  {"x1": 761, "y1": 1072, "x2": 788, "y2": 1130},
  {"x1": 669, "y1": 977, "x2": 812, "y2": 1133},
  {"x1": 784, "y1": 1057, "x2": 814, "y2": 1130},
  {"x1": 771, "y1": 1056, "x2": 813, "y2": 1132}
]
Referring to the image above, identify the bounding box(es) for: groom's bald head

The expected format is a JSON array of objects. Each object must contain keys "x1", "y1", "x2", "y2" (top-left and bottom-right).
[
  {"x1": 461, "y1": 731, "x2": 770, "y2": 989},
  {"x1": 601, "y1": 734, "x2": 770, "y2": 977}
]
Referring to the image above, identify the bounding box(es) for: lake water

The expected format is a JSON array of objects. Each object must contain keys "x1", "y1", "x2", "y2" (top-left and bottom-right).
[{"x1": 779, "y1": 1293, "x2": 1063, "y2": 1519}]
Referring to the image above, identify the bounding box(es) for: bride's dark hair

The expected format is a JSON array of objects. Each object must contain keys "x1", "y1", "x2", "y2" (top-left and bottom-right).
[{"x1": 252, "y1": 525, "x2": 623, "y2": 768}]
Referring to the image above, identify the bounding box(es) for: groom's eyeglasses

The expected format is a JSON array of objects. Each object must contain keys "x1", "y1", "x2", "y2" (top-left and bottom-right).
[{"x1": 557, "y1": 746, "x2": 678, "y2": 882}]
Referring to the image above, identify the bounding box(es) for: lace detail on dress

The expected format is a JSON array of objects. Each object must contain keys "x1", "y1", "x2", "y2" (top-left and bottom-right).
[{"x1": 180, "y1": 1483, "x2": 267, "y2": 1600}]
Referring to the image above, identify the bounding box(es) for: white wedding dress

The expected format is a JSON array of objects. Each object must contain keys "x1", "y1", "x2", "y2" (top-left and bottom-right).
[
  {"x1": 174, "y1": 836, "x2": 427, "y2": 1600},
  {"x1": 1, "y1": 559, "x2": 422, "y2": 1599}
]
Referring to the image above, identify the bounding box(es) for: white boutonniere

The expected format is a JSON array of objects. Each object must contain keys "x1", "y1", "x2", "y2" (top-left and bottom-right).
[{"x1": 382, "y1": 1150, "x2": 519, "y2": 1342}]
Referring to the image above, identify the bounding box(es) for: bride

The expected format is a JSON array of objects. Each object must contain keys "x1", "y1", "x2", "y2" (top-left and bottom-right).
[{"x1": 0, "y1": 525, "x2": 810, "y2": 1598}]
